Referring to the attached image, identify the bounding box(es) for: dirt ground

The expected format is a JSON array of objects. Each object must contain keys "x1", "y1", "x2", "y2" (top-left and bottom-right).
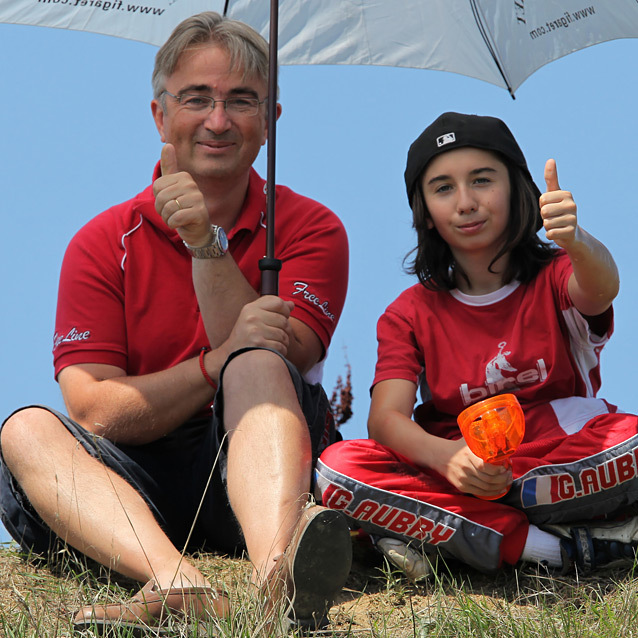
[{"x1": 0, "y1": 534, "x2": 630, "y2": 638}]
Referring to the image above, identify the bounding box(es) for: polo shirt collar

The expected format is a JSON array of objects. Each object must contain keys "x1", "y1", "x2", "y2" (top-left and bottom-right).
[{"x1": 228, "y1": 167, "x2": 267, "y2": 240}]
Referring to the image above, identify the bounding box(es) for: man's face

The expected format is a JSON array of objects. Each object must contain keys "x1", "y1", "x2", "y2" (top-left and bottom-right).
[{"x1": 152, "y1": 44, "x2": 270, "y2": 185}]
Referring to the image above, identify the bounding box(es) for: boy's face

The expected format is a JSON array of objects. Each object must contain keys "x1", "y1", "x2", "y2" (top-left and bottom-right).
[{"x1": 420, "y1": 147, "x2": 511, "y2": 263}]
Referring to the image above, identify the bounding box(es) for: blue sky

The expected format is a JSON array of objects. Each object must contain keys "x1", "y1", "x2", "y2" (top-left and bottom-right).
[{"x1": 1, "y1": 24, "x2": 636, "y2": 543}]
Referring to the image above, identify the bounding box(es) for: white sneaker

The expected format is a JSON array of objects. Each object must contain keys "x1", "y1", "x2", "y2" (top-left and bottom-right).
[
  {"x1": 587, "y1": 517, "x2": 638, "y2": 544},
  {"x1": 375, "y1": 537, "x2": 432, "y2": 582},
  {"x1": 544, "y1": 517, "x2": 638, "y2": 544}
]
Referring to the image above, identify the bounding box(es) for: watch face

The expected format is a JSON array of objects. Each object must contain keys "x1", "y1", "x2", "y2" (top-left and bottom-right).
[{"x1": 218, "y1": 227, "x2": 229, "y2": 253}]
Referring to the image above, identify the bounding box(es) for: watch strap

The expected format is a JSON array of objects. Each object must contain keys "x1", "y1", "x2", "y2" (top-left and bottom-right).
[{"x1": 183, "y1": 225, "x2": 227, "y2": 259}]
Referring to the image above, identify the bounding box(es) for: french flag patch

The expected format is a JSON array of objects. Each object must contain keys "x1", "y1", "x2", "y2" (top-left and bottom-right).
[{"x1": 520, "y1": 476, "x2": 555, "y2": 507}]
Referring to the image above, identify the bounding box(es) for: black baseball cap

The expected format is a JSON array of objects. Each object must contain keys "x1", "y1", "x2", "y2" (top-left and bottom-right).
[{"x1": 404, "y1": 112, "x2": 540, "y2": 203}]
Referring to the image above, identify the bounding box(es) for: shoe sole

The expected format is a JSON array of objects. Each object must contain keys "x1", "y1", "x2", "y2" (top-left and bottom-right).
[{"x1": 288, "y1": 508, "x2": 352, "y2": 627}]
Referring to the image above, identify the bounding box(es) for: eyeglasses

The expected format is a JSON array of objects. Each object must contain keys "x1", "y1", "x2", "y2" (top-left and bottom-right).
[{"x1": 163, "y1": 91, "x2": 266, "y2": 117}]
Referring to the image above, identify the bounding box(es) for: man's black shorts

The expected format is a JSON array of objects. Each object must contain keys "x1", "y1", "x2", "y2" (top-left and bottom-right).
[{"x1": 0, "y1": 348, "x2": 338, "y2": 557}]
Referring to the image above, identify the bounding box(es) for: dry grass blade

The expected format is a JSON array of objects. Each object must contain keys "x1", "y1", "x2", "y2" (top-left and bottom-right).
[{"x1": 3, "y1": 536, "x2": 638, "y2": 637}]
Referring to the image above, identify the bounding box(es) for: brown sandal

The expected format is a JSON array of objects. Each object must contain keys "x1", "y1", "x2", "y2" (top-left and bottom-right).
[
  {"x1": 73, "y1": 578, "x2": 230, "y2": 634},
  {"x1": 261, "y1": 504, "x2": 352, "y2": 631}
]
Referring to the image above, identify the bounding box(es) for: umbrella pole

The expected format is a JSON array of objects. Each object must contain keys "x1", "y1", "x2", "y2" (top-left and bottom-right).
[{"x1": 259, "y1": 0, "x2": 281, "y2": 296}]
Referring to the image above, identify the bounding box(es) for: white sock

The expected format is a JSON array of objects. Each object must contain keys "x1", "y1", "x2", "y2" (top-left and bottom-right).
[{"x1": 520, "y1": 524, "x2": 563, "y2": 567}]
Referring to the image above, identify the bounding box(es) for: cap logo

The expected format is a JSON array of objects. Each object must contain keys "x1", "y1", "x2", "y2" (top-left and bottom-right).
[{"x1": 436, "y1": 132, "x2": 456, "y2": 147}]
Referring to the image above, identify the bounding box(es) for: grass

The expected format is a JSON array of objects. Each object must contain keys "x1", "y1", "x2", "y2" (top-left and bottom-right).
[{"x1": 2, "y1": 534, "x2": 638, "y2": 637}]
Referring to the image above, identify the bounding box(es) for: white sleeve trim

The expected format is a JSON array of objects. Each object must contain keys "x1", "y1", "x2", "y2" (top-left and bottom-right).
[
  {"x1": 549, "y1": 396, "x2": 610, "y2": 435},
  {"x1": 561, "y1": 307, "x2": 609, "y2": 397}
]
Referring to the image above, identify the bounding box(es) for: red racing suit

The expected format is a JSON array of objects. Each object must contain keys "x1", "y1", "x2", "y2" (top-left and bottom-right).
[{"x1": 318, "y1": 252, "x2": 638, "y2": 573}]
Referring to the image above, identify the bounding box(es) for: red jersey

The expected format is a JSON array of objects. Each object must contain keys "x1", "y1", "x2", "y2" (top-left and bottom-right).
[
  {"x1": 374, "y1": 252, "x2": 616, "y2": 442},
  {"x1": 53, "y1": 165, "x2": 348, "y2": 380},
  {"x1": 319, "y1": 253, "x2": 637, "y2": 574}
]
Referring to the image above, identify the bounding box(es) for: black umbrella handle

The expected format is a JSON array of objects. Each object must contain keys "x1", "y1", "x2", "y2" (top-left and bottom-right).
[
  {"x1": 261, "y1": 0, "x2": 279, "y2": 297},
  {"x1": 259, "y1": 257, "x2": 282, "y2": 296}
]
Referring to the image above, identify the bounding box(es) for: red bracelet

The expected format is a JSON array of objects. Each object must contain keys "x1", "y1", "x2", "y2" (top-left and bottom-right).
[{"x1": 199, "y1": 347, "x2": 218, "y2": 392}]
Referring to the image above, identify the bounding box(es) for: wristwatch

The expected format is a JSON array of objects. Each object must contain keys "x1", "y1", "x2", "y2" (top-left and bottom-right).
[{"x1": 183, "y1": 225, "x2": 229, "y2": 258}]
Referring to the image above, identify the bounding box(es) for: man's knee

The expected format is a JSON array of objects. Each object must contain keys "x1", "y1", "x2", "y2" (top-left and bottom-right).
[
  {"x1": 223, "y1": 348, "x2": 290, "y2": 389},
  {"x1": 1, "y1": 408, "x2": 67, "y2": 469},
  {"x1": 1, "y1": 408, "x2": 42, "y2": 456},
  {"x1": 221, "y1": 349, "x2": 304, "y2": 437}
]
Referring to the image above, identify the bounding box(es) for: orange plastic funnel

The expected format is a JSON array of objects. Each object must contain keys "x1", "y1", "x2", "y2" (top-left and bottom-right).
[{"x1": 457, "y1": 393, "x2": 525, "y2": 499}]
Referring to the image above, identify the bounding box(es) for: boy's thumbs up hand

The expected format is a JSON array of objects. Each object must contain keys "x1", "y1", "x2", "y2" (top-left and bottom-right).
[
  {"x1": 543, "y1": 157, "x2": 561, "y2": 193},
  {"x1": 539, "y1": 159, "x2": 579, "y2": 249},
  {"x1": 153, "y1": 144, "x2": 212, "y2": 247}
]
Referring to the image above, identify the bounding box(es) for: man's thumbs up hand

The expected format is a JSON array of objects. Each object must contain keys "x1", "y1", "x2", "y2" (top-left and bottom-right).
[
  {"x1": 153, "y1": 144, "x2": 211, "y2": 247},
  {"x1": 160, "y1": 142, "x2": 179, "y2": 176}
]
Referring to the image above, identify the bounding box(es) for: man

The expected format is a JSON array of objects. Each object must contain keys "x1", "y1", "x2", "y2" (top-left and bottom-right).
[{"x1": 0, "y1": 11, "x2": 351, "y2": 632}]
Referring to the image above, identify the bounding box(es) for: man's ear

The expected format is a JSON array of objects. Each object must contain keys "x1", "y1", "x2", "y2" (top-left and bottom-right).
[
  {"x1": 263, "y1": 102, "x2": 283, "y2": 146},
  {"x1": 151, "y1": 99, "x2": 167, "y2": 143}
]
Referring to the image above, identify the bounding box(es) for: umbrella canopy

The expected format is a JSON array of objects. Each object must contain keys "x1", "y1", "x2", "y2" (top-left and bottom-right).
[
  {"x1": 2, "y1": 0, "x2": 637, "y2": 292},
  {"x1": 3, "y1": 0, "x2": 637, "y2": 95}
]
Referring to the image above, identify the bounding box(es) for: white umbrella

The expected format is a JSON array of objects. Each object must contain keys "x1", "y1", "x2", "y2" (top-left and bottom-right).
[
  {"x1": 3, "y1": 0, "x2": 636, "y2": 94},
  {"x1": 2, "y1": 0, "x2": 637, "y2": 292}
]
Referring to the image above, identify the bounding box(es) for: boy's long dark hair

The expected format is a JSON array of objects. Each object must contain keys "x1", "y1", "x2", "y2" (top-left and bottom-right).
[{"x1": 404, "y1": 159, "x2": 556, "y2": 291}]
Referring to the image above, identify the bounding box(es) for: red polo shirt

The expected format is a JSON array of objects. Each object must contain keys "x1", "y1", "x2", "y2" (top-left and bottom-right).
[{"x1": 53, "y1": 165, "x2": 348, "y2": 379}]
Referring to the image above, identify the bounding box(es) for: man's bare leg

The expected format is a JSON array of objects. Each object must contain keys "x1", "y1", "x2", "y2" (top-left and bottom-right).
[
  {"x1": 0, "y1": 408, "x2": 207, "y2": 590},
  {"x1": 221, "y1": 350, "x2": 313, "y2": 583},
  {"x1": 222, "y1": 349, "x2": 352, "y2": 630}
]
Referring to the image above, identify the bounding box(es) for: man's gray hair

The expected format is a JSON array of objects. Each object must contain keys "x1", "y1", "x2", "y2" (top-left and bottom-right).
[{"x1": 152, "y1": 11, "x2": 269, "y2": 99}]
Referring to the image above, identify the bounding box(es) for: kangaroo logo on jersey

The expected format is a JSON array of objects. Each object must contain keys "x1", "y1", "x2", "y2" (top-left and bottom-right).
[
  {"x1": 459, "y1": 341, "x2": 548, "y2": 405},
  {"x1": 485, "y1": 342, "x2": 517, "y2": 385}
]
